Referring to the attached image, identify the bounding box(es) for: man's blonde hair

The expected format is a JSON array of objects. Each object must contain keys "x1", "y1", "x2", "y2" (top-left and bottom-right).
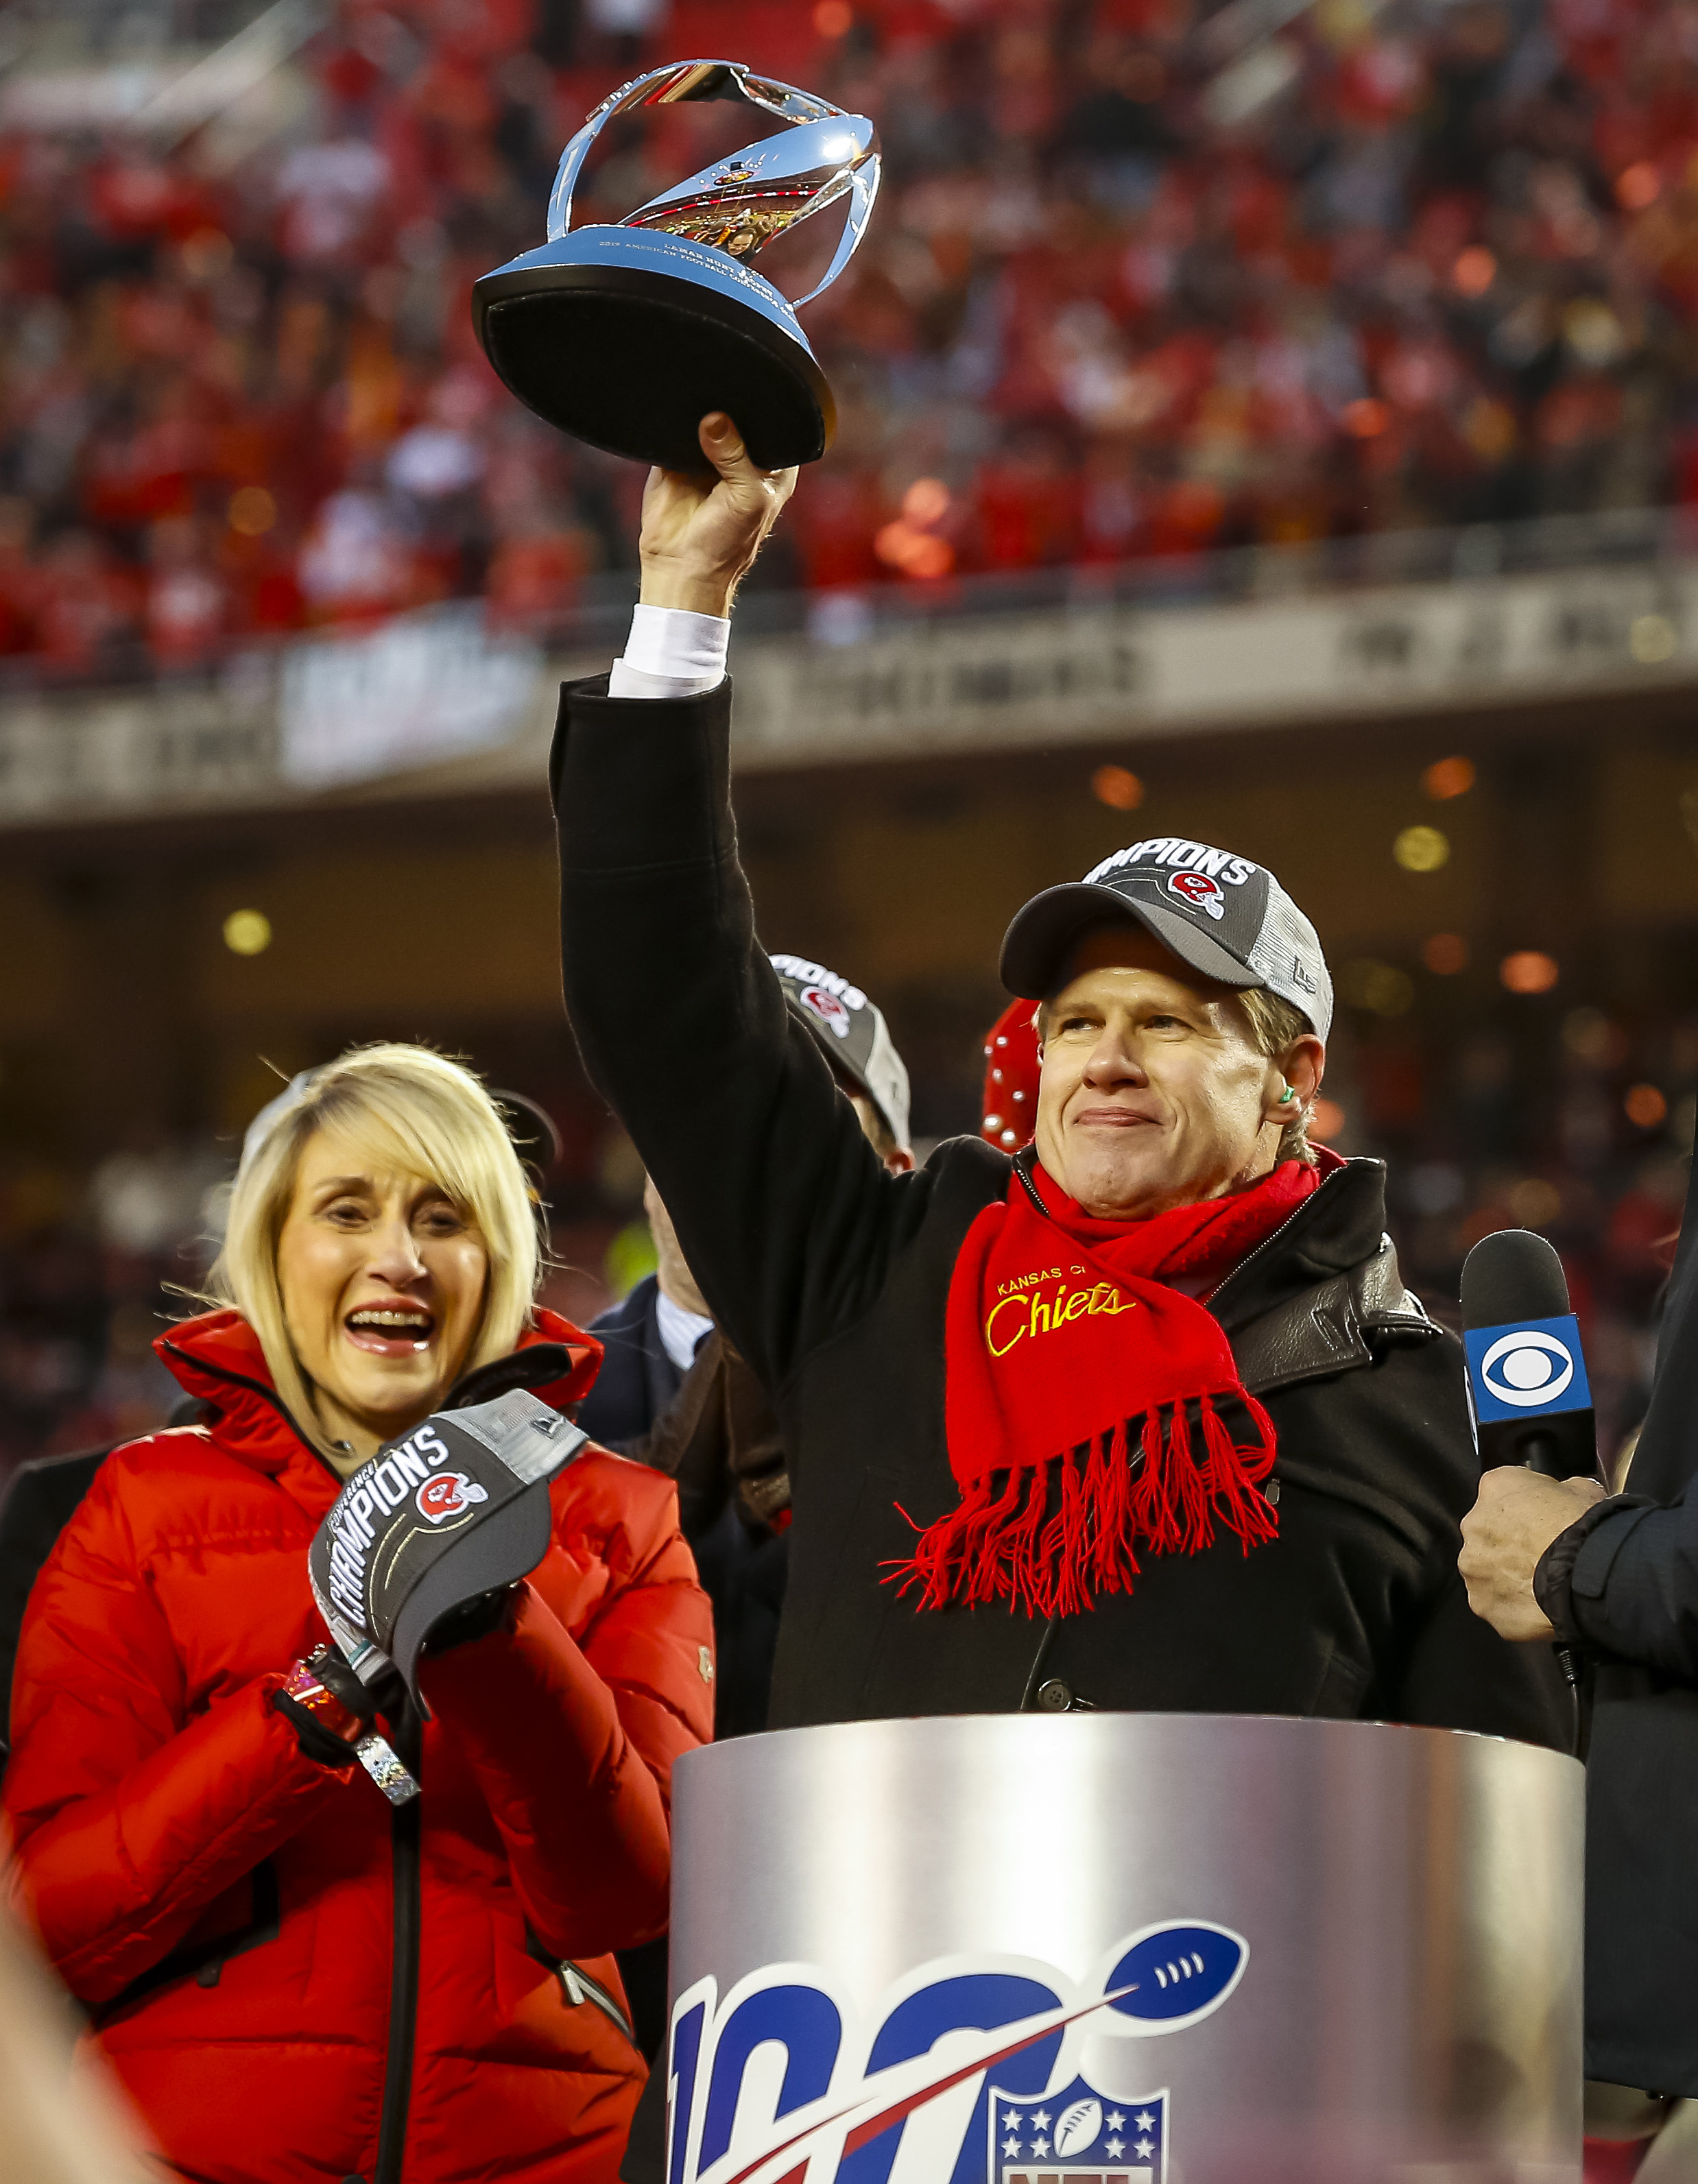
[
  {"x1": 1238, "y1": 987, "x2": 1319, "y2": 1166},
  {"x1": 206, "y1": 1044, "x2": 542, "y2": 1456}
]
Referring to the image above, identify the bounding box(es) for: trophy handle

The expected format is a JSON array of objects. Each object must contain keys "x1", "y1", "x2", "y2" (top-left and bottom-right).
[
  {"x1": 546, "y1": 60, "x2": 850, "y2": 245},
  {"x1": 790, "y1": 156, "x2": 881, "y2": 310}
]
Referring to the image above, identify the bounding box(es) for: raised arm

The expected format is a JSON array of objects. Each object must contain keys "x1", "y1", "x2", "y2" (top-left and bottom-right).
[{"x1": 553, "y1": 416, "x2": 935, "y2": 1392}]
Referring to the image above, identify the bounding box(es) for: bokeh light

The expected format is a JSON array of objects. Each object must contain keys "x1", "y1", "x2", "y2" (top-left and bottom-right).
[
  {"x1": 1422, "y1": 932, "x2": 1469, "y2": 974},
  {"x1": 180, "y1": 228, "x2": 233, "y2": 281},
  {"x1": 1341, "y1": 959, "x2": 1415, "y2": 1016},
  {"x1": 1091, "y1": 765, "x2": 1144, "y2": 811},
  {"x1": 1422, "y1": 756, "x2": 1475, "y2": 801},
  {"x1": 1564, "y1": 1007, "x2": 1629, "y2": 1066},
  {"x1": 1308, "y1": 1097, "x2": 1346, "y2": 1142},
  {"x1": 1394, "y1": 826, "x2": 1450, "y2": 872},
  {"x1": 1629, "y1": 614, "x2": 1677, "y2": 664},
  {"x1": 223, "y1": 909, "x2": 272, "y2": 957},
  {"x1": 1452, "y1": 247, "x2": 1496, "y2": 296},
  {"x1": 228, "y1": 488, "x2": 277, "y2": 538},
  {"x1": 1500, "y1": 950, "x2": 1559, "y2": 995},
  {"x1": 1625, "y1": 1083, "x2": 1669, "y2": 1129},
  {"x1": 902, "y1": 478, "x2": 950, "y2": 526},
  {"x1": 1507, "y1": 1177, "x2": 1563, "y2": 1227}
]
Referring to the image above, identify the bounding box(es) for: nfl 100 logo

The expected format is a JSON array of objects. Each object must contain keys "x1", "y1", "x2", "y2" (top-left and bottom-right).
[{"x1": 665, "y1": 1921, "x2": 1245, "y2": 2184}]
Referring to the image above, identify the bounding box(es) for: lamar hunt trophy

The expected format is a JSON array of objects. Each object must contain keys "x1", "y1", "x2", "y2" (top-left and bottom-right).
[{"x1": 473, "y1": 60, "x2": 880, "y2": 472}]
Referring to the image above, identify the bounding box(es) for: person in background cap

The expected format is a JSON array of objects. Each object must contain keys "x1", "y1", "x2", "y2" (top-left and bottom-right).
[
  {"x1": 580, "y1": 951, "x2": 911, "y2": 1500},
  {"x1": 551, "y1": 414, "x2": 1568, "y2": 1766}
]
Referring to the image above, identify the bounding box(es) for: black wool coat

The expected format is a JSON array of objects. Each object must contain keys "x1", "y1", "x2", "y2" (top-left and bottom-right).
[{"x1": 553, "y1": 677, "x2": 1567, "y2": 1747}]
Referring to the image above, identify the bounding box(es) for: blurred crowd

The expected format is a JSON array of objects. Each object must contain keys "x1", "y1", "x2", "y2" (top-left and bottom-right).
[{"x1": 0, "y1": 0, "x2": 1694, "y2": 670}]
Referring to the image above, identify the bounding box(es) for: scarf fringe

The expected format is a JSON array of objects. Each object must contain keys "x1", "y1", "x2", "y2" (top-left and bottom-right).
[{"x1": 889, "y1": 1389, "x2": 1280, "y2": 1617}]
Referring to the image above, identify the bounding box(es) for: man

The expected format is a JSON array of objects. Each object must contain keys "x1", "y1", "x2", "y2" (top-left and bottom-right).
[
  {"x1": 1462, "y1": 1149, "x2": 1698, "y2": 2137},
  {"x1": 550, "y1": 410, "x2": 1566, "y2": 1742}
]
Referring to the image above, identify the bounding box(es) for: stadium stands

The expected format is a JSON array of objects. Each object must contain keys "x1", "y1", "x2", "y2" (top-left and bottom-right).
[{"x1": 0, "y1": 0, "x2": 1690, "y2": 669}]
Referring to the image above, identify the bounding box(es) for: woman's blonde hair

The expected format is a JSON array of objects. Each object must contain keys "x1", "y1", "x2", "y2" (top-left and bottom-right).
[{"x1": 206, "y1": 1044, "x2": 542, "y2": 1454}]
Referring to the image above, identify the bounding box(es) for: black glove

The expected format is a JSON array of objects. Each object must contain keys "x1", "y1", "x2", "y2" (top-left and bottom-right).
[
  {"x1": 270, "y1": 1645, "x2": 419, "y2": 1803},
  {"x1": 309, "y1": 1390, "x2": 586, "y2": 1699}
]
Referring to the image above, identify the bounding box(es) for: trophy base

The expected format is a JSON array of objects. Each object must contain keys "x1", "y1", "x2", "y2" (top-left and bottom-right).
[{"x1": 474, "y1": 229, "x2": 836, "y2": 472}]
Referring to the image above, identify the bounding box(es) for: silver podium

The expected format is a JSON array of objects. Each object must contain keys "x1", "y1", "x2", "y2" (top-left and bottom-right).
[{"x1": 666, "y1": 1715, "x2": 1581, "y2": 2184}]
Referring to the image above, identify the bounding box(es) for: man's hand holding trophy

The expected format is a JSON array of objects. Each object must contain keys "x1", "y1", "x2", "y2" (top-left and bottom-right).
[{"x1": 474, "y1": 58, "x2": 881, "y2": 477}]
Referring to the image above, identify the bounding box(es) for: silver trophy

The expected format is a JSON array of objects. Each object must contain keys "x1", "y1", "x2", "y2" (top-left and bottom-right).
[{"x1": 473, "y1": 60, "x2": 881, "y2": 471}]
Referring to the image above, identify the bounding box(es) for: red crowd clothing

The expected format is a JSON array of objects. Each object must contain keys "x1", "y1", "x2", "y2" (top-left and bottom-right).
[{"x1": 3, "y1": 1306, "x2": 713, "y2": 2184}]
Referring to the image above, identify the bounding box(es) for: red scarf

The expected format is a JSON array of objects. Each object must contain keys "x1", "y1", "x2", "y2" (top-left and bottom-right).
[{"x1": 891, "y1": 1153, "x2": 1322, "y2": 1618}]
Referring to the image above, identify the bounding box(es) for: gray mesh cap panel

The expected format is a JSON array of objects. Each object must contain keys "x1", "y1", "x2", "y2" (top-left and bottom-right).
[
  {"x1": 1000, "y1": 835, "x2": 1332, "y2": 1039},
  {"x1": 769, "y1": 952, "x2": 912, "y2": 1149}
]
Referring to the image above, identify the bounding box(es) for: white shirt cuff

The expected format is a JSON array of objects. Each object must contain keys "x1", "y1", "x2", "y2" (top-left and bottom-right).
[
  {"x1": 608, "y1": 603, "x2": 729, "y2": 699},
  {"x1": 655, "y1": 1288, "x2": 715, "y2": 1373}
]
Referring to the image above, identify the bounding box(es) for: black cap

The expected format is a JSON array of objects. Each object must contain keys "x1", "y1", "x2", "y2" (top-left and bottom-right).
[{"x1": 769, "y1": 952, "x2": 911, "y2": 1147}]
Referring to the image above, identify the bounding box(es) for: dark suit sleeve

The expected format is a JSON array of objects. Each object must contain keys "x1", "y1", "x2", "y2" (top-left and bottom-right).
[
  {"x1": 552, "y1": 677, "x2": 930, "y2": 1393},
  {"x1": 1554, "y1": 1493, "x2": 1698, "y2": 1682}
]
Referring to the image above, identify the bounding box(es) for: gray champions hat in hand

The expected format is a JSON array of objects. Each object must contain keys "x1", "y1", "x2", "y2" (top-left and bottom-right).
[
  {"x1": 771, "y1": 952, "x2": 911, "y2": 1149},
  {"x1": 1000, "y1": 836, "x2": 1333, "y2": 1040}
]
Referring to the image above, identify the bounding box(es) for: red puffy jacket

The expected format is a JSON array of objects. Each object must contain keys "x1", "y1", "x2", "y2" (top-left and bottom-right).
[{"x1": 2, "y1": 1307, "x2": 714, "y2": 2184}]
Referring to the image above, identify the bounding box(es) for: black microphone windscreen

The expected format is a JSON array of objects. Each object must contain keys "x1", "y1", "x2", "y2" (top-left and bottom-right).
[{"x1": 1460, "y1": 1227, "x2": 1572, "y2": 1330}]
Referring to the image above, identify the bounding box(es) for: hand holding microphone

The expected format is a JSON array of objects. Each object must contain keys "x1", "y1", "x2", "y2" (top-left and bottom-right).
[{"x1": 1457, "y1": 1229, "x2": 1607, "y2": 1646}]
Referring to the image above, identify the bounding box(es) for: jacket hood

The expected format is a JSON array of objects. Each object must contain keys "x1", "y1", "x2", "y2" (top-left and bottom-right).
[{"x1": 154, "y1": 1307, "x2": 605, "y2": 1477}]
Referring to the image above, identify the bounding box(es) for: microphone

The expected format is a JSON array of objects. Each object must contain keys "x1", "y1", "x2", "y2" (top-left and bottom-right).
[{"x1": 1459, "y1": 1228, "x2": 1601, "y2": 1483}]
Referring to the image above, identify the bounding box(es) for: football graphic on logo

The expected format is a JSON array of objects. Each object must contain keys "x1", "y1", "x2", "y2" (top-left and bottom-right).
[
  {"x1": 1055, "y1": 2099, "x2": 1103, "y2": 2157},
  {"x1": 1103, "y1": 1921, "x2": 1247, "y2": 2028},
  {"x1": 416, "y1": 1470, "x2": 490, "y2": 1524},
  {"x1": 800, "y1": 986, "x2": 853, "y2": 1037},
  {"x1": 1167, "y1": 870, "x2": 1225, "y2": 921}
]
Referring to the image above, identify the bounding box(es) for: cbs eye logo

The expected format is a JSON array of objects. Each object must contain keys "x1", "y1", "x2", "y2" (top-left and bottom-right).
[{"x1": 1479, "y1": 1330, "x2": 1575, "y2": 1408}]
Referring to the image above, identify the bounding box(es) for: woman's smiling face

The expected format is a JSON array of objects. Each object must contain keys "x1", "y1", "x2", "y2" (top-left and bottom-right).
[{"x1": 274, "y1": 1127, "x2": 490, "y2": 1458}]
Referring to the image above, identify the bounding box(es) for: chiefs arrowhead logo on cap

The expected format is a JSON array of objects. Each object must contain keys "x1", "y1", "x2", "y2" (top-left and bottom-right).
[
  {"x1": 1166, "y1": 869, "x2": 1225, "y2": 920},
  {"x1": 800, "y1": 985, "x2": 853, "y2": 1037},
  {"x1": 416, "y1": 1471, "x2": 490, "y2": 1524}
]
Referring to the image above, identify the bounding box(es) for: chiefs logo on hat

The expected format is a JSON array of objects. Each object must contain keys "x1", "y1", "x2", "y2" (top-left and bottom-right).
[
  {"x1": 800, "y1": 986, "x2": 852, "y2": 1039},
  {"x1": 1167, "y1": 869, "x2": 1225, "y2": 922},
  {"x1": 416, "y1": 1471, "x2": 490, "y2": 1524}
]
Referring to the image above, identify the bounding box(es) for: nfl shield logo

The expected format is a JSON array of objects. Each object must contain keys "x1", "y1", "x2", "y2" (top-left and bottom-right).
[{"x1": 989, "y1": 2076, "x2": 1167, "y2": 2184}]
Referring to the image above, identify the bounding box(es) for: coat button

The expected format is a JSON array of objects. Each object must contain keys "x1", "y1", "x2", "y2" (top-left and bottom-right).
[{"x1": 1036, "y1": 1678, "x2": 1073, "y2": 1712}]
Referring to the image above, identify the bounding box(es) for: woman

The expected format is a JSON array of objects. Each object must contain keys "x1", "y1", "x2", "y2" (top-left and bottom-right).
[{"x1": 3, "y1": 1044, "x2": 714, "y2": 2184}]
